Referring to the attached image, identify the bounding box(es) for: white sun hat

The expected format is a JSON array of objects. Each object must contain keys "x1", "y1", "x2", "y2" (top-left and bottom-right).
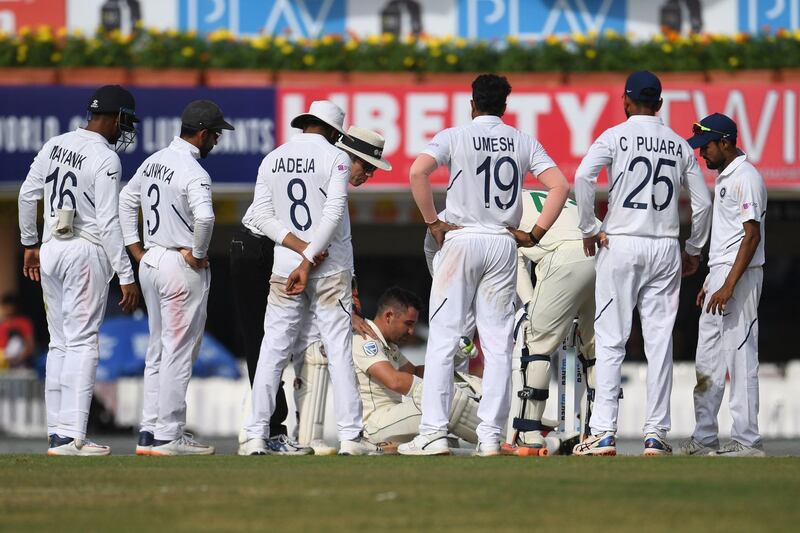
[
  {"x1": 290, "y1": 100, "x2": 347, "y2": 135},
  {"x1": 335, "y1": 126, "x2": 392, "y2": 171}
]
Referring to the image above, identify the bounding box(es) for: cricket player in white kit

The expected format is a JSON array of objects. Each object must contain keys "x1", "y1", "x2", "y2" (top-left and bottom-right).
[
  {"x1": 120, "y1": 100, "x2": 233, "y2": 456},
  {"x1": 18, "y1": 85, "x2": 140, "y2": 456},
  {"x1": 241, "y1": 101, "x2": 380, "y2": 456},
  {"x1": 401, "y1": 74, "x2": 570, "y2": 456},
  {"x1": 679, "y1": 113, "x2": 767, "y2": 457},
  {"x1": 574, "y1": 71, "x2": 712, "y2": 456}
]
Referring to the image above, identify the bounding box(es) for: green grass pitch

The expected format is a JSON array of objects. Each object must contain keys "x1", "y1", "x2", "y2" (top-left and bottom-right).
[{"x1": 1, "y1": 455, "x2": 798, "y2": 532}]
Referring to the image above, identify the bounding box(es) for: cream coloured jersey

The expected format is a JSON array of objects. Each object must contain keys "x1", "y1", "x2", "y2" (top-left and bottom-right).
[
  {"x1": 243, "y1": 133, "x2": 353, "y2": 278},
  {"x1": 423, "y1": 115, "x2": 556, "y2": 235},
  {"x1": 18, "y1": 128, "x2": 134, "y2": 284},
  {"x1": 708, "y1": 154, "x2": 767, "y2": 268},
  {"x1": 517, "y1": 189, "x2": 587, "y2": 264},
  {"x1": 352, "y1": 319, "x2": 410, "y2": 422},
  {"x1": 119, "y1": 137, "x2": 215, "y2": 258},
  {"x1": 574, "y1": 115, "x2": 712, "y2": 255}
]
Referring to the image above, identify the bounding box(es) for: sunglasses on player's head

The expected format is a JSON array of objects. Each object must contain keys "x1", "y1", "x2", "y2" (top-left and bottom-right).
[{"x1": 692, "y1": 122, "x2": 731, "y2": 138}]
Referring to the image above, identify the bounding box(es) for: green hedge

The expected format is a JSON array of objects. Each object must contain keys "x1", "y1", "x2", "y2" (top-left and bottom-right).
[{"x1": 3, "y1": 25, "x2": 800, "y2": 72}]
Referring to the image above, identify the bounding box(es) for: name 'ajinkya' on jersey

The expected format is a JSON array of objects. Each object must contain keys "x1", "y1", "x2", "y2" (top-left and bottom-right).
[
  {"x1": 423, "y1": 115, "x2": 557, "y2": 234},
  {"x1": 119, "y1": 137, "x2": 214, "y2": 258},
  {"x1": 243, "y1": 133, "x2": 353, "y2": 279},
  {"x1": 18, "y1": 128, "x2": 134, "y2": 284},
  {"x1": 575, "y1": 115, "x2": 711, "y2": 255}
]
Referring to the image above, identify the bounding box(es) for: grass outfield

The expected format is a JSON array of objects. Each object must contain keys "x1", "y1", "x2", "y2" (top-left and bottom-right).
[{"x1": 1, "y1": 456, "x2": 798, "y2": 532}]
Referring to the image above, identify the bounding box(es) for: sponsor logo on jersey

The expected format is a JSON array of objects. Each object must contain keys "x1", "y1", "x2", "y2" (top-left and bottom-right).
[
  {"x1": 363, "y1": 341, "x2": 379, "y2": 357},
  {"x1": 743, "y1": 201, "x2": 757, "y2": 210},
  {"x1": 337, "y1": 164, "x2": 346, "y2": 171}
]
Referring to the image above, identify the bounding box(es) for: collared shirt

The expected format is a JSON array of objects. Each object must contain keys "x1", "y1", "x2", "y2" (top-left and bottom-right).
[
  {"x1": 243, "y1": 132, "x2": 353, "y2": 279},
  {"x1": 119, "y1": 136, "x2": 214, "y2": 258},
  {"x1": 18, "y1": 127, "x2": 134, "y2": 284},
  {"x1": 423, "y1": 115, "x2": 556, "y2": 235},
  {"x1": 708, "y1": 154, "x2": 767, "y2": 267},
  {"x1": 574, "y1": 115, "x2": 712, "y2": 255},
  {"x1": 352, "y1": 319, "x2": 410, "y2": 422}
]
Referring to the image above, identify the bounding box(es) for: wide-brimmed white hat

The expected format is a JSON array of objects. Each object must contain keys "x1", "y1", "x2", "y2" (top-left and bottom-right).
[
  {"x1": 335, "y1": 126, "x2": 392, "y2": 171},
  {"x1": 290, "y1": 100, "x2": 346, "y2": 135}
]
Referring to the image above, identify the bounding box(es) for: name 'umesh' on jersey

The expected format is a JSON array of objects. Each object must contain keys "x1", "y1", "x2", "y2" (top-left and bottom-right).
[{"x1": 472, "y1": 136, "x2": 515, "y2": 153}]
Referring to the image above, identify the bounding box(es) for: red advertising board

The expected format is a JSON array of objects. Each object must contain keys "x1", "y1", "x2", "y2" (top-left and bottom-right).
[
  {"x1": 0, "y1": 0, "x2": 65, "y2": 32},
  {"x1": 278, "y1": 83, "x2": 800, "y2": 191}
]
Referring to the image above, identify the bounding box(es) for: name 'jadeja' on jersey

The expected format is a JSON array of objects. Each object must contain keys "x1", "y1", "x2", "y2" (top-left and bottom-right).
[
  {"x1": 271, "y1": 157, "x2": 315, "y2": 173},
  {"x1": 621, "y1": 136, "x2": 684, "y2": 157}
]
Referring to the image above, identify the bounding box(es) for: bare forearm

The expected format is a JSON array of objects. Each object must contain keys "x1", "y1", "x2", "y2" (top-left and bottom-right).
[
  {"x1": 281, "y1": 233, "x2": 309, "y2": 256},
  {"x1": 535, "y1": 167, "x2": 570, "y2": 231},
  {"x1": 410, "y1": 155, "x2": 439, "y2": 224},
  {"x1": 723, "y1": 233, "x2": 759, "y2": 289}
]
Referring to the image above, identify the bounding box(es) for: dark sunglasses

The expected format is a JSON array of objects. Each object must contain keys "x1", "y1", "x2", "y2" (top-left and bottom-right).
[{"x1": 692, "y1": 122, "x2": 730, "y2": 138}]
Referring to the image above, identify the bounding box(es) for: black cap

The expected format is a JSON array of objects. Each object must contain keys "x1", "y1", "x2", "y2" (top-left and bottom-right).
[
  {"x1": 181, "y1": 100, "x2": 234, "y2": 131},
  {"x1": 624, "y1": 71, "x2": 662, "y2": 104},
  {"x1": 687, "y1": 113, "x2": 738, "y2": 148},
  {"x1": 88, "y1": 85, "x2": 139, "y2": 122}
]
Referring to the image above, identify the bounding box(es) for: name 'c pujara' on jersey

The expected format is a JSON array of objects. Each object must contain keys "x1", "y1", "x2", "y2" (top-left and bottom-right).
[{"x1": 620, "y1": 136, "x2": 684, "y2": 157}]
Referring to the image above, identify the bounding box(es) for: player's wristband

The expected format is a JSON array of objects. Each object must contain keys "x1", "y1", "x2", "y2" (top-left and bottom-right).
[
  {"x1": 22, "y1": 242, "x2": 39, "y2": 249},
  {"x1": 527, "y1": 231, "x2": 540, "y2": 245}
]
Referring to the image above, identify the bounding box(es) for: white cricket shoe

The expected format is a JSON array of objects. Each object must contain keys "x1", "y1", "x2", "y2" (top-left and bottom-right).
[
  {"x1": 150, "y1": 433, "x2": 215, "y2": 456},
  {"x1": 676, "y1": 437, "x2": 718, "y2": 456},
  {"x1": 309, "y1": 439, "x2": 338, "y2": 456},
  {"x1": 473, "y1": 441, "x2": 501, "y2": 457},
  {"x1": 338, "y1": 435, "x2": 384, "y2": 456},
  {"x1": 239, "y1": 437, "x2": 268, "y2": 456},
  {"x1": 266, "y1": 435, "x2": 313, "y2": 456},
  {"x1": 643, "y1": 433, "x2": 672, "y2": 456},
  {"x1": 397, "y1": 432, "x2": 450, "y2": 456},
  {"x1": 47, "y1": 435, "x2": 111, "y2": 456},
  {"x1": 709, "y1": 440, "x2": 766, "y2": 457},
  {"x1": 573, "y1": 432, "x2": 617, "y2": 456}
]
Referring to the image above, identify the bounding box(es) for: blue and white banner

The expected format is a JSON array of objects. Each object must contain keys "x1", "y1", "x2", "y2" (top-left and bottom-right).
[
  {"x1": 178, "y1": 0, "x2": 346, "y2": 38},
  {"x1": 0, "y1": 86, "x2": 276, "y2": 185}
]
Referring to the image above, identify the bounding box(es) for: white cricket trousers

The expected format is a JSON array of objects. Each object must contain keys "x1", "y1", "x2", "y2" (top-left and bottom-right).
[
  {"x1": 590, "y1": 235, "x2": 681, "y2": 437},
  {"x1": 246, "y1": 270, "x2": 363, "y2": 441},
  {"x1": 139, "y1": 247, "x2": 210, "y2": 441},
  {"x1": 40, "y1": 238, "x2": 112, "y2": 439},
  {"x1": 420, "y1": 232, "x2": 517, "y2": 443},
  {"x1": 693, "y1": 265, "x2": 762, "y2": 447}
]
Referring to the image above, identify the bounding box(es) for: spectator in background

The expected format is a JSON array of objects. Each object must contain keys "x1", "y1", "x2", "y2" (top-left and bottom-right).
[{"x1": 0, "y1": 293, "x2": 35, "y2": 370}]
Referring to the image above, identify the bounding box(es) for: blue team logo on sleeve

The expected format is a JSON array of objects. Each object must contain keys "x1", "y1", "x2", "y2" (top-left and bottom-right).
[{"x1": 363, "y1": 341, "x2": 379, "y2": 357}]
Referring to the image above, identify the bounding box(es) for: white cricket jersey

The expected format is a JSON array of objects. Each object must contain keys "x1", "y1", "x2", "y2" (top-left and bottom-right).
[
  {"x1": 244, "y1": 133, "x2": 353, "y2": 278},
  {"x1": 574, "y1": 115, "x2": 712, "y2": 255},
  {"x1": 708, "y1": 154, "x2": 767, "y2": 268},
  {"x1": 423, "y1": 115, "x2": 556, "y2": 235},
  {"x1": 18, "y1": 128, "x2": 134, "y2": 284},
  {"x1": 119, "y1": 137, "x2": 215, "y2": 258}
]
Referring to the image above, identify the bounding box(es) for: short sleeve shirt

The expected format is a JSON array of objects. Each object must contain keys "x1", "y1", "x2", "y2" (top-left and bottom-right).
[{"x1": 708, "y1": 154, "x2": 767, "y2": 268}]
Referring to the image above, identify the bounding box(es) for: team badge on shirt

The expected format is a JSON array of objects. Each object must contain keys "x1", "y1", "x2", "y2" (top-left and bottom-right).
[
  {"x1": 363, "y1": 341, "x2": 379, "y2": 357},
  {"x1": 720, "y1": 187, "x2": 726, "y2": 198}
]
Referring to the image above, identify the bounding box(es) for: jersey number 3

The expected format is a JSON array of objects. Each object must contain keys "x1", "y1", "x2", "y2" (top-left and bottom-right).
[
  {"x1": 623, "y1": 157, "x2": 675, "y2": 211},
  {"x1": 147, "y1": 183, "x2": 160, "y2": 235},
  {"x1": 477, "y1": 156, "x2": 520, "y2": 210}
]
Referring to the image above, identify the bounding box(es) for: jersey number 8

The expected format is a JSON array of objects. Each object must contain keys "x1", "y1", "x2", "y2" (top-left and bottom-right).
[{"x1": 287, "y1": 178, "x2": 312, "y2": 231}]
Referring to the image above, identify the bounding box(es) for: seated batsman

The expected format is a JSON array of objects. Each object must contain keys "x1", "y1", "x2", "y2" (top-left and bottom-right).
[
  {"x1": 352, "y1": 287, "x2": 481, "y2": 448},
  {"x1": 506, "y1": 190, "x2": 598, "y2": 450},
  {"x1": 294, "y1": 287, "x2": 481, "y2": 451}
]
